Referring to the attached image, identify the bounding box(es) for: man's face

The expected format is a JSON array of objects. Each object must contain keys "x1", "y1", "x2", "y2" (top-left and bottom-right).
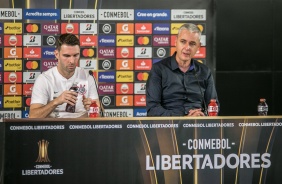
[
  {"x1": 55, "y1": 44, "x2": 80, "y2": 76},
  {"x1": 175, "y1": 29, "x2": 201, "y2": 63}
]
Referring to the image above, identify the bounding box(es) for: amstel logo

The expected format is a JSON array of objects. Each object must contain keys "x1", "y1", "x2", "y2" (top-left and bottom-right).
[{"x1": 36, "y1": 139, "x2": 50, "y2": 162}]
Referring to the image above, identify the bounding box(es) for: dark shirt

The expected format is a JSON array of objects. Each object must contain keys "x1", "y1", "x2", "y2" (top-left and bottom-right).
[{"x1": 146, "y1": 52, "x2": 219, "y2": 116}]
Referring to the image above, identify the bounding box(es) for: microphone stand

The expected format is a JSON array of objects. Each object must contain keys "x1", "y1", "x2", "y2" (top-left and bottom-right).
[{"x1": 193, "y1": 71, "x2": 208, "y2": 116}]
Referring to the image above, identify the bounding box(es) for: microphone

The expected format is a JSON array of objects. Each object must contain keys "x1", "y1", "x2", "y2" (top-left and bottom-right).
[
  {"x1": 89, "y1": 70, "x2": 105, "y2": 117},
  {"x1": 193, "y1": 70, "x2": 208, "y2": 116}
]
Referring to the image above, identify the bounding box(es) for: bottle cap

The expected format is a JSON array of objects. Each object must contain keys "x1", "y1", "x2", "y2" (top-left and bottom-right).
[
  {"x1": 210, "y1": 99, "x2": 216, "y2": 102},
  {"x1": 260, "y1": 98, "x2": 266, "y2": 102}
]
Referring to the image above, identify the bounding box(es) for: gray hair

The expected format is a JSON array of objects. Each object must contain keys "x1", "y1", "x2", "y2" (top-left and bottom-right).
[{"x1": 178, "y1": 23, "x2": 202, "y2": 39}]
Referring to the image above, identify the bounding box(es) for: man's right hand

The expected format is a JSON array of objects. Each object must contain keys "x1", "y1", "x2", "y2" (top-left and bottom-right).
[{"x1": 55, "y1": 90, "x2": 78, "y2": 106}]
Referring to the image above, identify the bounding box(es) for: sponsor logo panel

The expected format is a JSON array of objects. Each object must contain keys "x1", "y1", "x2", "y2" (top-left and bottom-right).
[
  {"x1": 42, "y1": 35, "x2": 58, "y2": 46},
  {"x1": 153, "y1": 35, "x2": 170, "y2": 46},
  {"x1": 4, "y1": 84, "x2": 22, "y2": 95},
  {"x1": 22, "y1": 110, "x2": 29, "y2": 118},
  {"x1": 98, "y1": 59, "x2": 115, "y2": 70},
  {"x1": 135, "y1": 71, "x2": 149, "y2": 82},
  {"x1": 23, "y1": 72, "x2": 41, "y2": 83},
  {"x1": 171, "y1": 9, "x2": 206, "y2": 21},
  {"x1": 80, "y1": 23, "x2": 97, "y2": 34},
  {"x1": 153, "y1": 23, "x2": 170, "y2": 34},
  {"x1": 23, "y1": 47, "x2": 41, "y2": 58},
  {"x1": 4, "y1": 47, "x2": 22, "y2": 58},
  {"x1": 24, "y1": 23, "x2": 41, "y2": 33},
  {"x1": 98, "y1": 35, "x2": 116, "y2": 46},
  {"x1": 61, "y1": 9, "x2": 97, "y2": 20},
  {"x1": 23, "y1": 96, "x2": 31, "y2": 107},
  {"x1": 3, "y1": 96, "x2": 22, "y2": 108},
  {"x1": 116, "y1": 35, "x2": 134, "y2": 46},
  {"x1": 135, "y1": 35, "x2": 151, "y2": 46},
  {"x1": 116, "y1": 83, "x2": 133, "y2": 94},
  {"x1": 4, "y1": 60, "x2": 22, "y2": 71},
  {"x1": 153, "y1": 47, "x2": 170, "y2": 58},
  {"x1": 80, "y1": 35, "x2": 97, "y2": 47},
  {"x1": 116, "y1": 71, "x2": 134, "y2": 82},
  {"x1": 100, "y1": 95, "x2": 115, "y2": 107},
  {"x1": 135, "y1": 23, "x2": 152, "y2": 34},
  {"x1": 116, "y1": 95, "x2": 133, "y2": 106},
  {"x1": 42, "y1": 47, "x2": 55, "y2": 59},
  {"x1": 98, "y1": 71, "x2": 115, "y2": 83},
  {"x1": 170, "y1": 23, "x2": 185, "y2": 34},
  {"x1": 4, "y1": 23, "x2": 22, "y2": 34},
  {"x1": 103, "y1": 108, "x2": 133, "y2": 117},
  {"x1": 42, "y1": 23, "x2": 60, "y2": 34},
  {"x1": 134, "y1": 59, "x2": 152, "y2": 70},
  {"x1": 116, "y1": 47, "x2": 134, "y2": 59},
  {"x1": 98, "y1": 47, "x2": 115, "y2": 58},
  {"x1": 0, "y1": 59, "x2": 2, "y2": 71},
  {"x1": 98, "y1": 83, "x2": 115, "y2": 95},
  {"x1": 80, "y1": 48, "x2": 96, "y2": 58},
  {"x1": 99, "y1": 23, "x2": 116, "y2": 34},
  {"x1": 194, "y1": 47, "x2": 206, "y2": 58},
  {"x1": 134, "y1": 95, "x2": 146, "y2": 106},
  {"x1": 0, "y1": 35, "x2": 2, "y2": 46},
  {"x1": 24, "y1": 60, "x2": 40, "y2": 70},
  {"x1": 135, "y1": 9, "x2": 170, "y2": 20},
  {"x1": 79, "y1": 59, "x2": 97, "y2": 70},
  {"x1": 23, "y1": 84, "x2": 33, "y2": 95},
  {"x1": 134, "y1": 83, "x2": 146, "y2": 94},
  {"x1": 23, "y1": 35, "x2": 42, "y2": 46},
  {"x1": 61, "y1": 23, "x2": 79, "y2": 34},
  {"x1": 0, "y1": 8, "x2": 22, "y2": 20},
  {"x1": 0, "y1": 110, "x2": 22, "y2": 119},
  {"x1": 98, "y1": 9, "x2": 134, "y2": 20},
  {"x1": 4, "y1": 72, "x2": 22, "y2": 83},
  {"x1": 134, "y1": 47, "x2": 152, "y2": 58},
  {"x1": 42, "y1": 60, "x2": 57, "y2": 71},
  {"x1": 116, "y1": 23, "x2": 134, "y2": 34},
  {"x1": 4, "y1": 35, "x2": 22, "y2": 46},
  {"x1": 116, "y1": 59, "x2": 134, "y2": 70},
  {"x1": 0, "y1": 95, "x2": 2, "y2": 107},
  {"x1": 23, "y1": 9, "x2": 60, "y2": 20},
  {"x1": 133, "y1": 108, "x2": 147, "y2": 117}
]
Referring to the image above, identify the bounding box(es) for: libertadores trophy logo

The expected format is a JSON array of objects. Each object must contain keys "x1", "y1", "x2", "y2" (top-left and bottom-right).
[{"x1": 36, "y1": 139, "x2": 50, "y2": 162}]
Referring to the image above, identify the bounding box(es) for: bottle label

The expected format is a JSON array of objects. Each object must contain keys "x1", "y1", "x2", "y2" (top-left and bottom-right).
[
  {"x1": 258, "y1": 106, "x2": 268, "y2": 112},
  {"x1": 208, "y1": 106, "x2": 218, "y2": 112},
  {"x1": 89, "y1": 107, "x2": 99, "y2": 114}
]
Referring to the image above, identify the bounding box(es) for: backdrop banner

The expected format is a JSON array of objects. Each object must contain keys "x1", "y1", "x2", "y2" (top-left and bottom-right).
[{"x1": 3, "y1": 117, "x2": 282, "y2": 184}]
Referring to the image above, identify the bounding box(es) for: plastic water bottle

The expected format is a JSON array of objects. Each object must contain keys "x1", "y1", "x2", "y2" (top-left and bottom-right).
[
  {"x1": 89, "y1": 101, "x2": 99, "y2": 118},
  {"x1": 258, "y1": 98, "x2": 268, "y2": 116},
  {"x1": 208, "y1": 99, "x2": 218, "y2": 116},
  {"x1": 65, "y1": 85, "x2": 78, "y2": 113}
]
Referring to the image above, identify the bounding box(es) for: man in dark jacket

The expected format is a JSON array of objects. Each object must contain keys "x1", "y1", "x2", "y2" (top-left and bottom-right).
[{"x1": 146, "y1": 23, "x2": 219, "y2": 116}]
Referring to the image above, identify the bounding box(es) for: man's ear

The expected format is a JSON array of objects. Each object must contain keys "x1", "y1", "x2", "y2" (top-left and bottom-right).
[{"x1": 54, "y1": 49, "x2": 59, "y2": 59}]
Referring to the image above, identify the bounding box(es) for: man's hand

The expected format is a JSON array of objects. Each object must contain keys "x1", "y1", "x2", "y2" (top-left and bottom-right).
[
  {"x1": 187, "y1": 109, "x2": 205, "y2": 116},
  {"x1": 54, "y1": 90, "x2": 78, "y2": 106},
  {"x1": 82, "y1": 95, "x2": 100, "y2": 111}
]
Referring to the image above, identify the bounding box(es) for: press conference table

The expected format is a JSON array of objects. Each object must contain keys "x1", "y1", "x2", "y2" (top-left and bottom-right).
[{"x1": 2, "y1": 116, "x2": 282, "y2": 184}]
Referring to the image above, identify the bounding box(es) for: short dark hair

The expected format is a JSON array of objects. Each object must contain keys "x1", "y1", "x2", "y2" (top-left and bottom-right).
[{"x1": 55, "y1": 33, "x2": 80, "y2": 51}]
